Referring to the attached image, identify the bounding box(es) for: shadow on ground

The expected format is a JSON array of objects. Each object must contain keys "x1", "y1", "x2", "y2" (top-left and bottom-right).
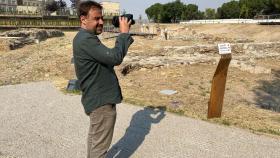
[
  {"x1": 107, "y1": 106, "x2": 166, "y2": 158},
  {"x1": 254, "y1": 70, "x2": 280, "y2": 112}
]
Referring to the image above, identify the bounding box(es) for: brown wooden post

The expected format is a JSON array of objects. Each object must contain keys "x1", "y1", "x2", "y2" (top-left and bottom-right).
[{"x1": 208, "y1": 54, "x2": 232, "y2": 118}]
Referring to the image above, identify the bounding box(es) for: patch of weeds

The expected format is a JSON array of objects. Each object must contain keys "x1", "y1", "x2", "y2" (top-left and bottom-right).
[
  {"x1": 257, "y1": 128, "x2": 280, "y2": 136},
  {"x1": 198, "y1": 85, "x2": 205, "y2": 90},
  {"x1": 221, "y1": 119, "x2": 231, "y2": 126},
  {"x1": 240, "y1": 79, "x2": 245, "y2": 83},
  {"x1": 201, "y1": 91, "x2": 207, "y2": 96},
  {"x1": 189, "y1": 81, "x2": 194, "y2": 85},
  {"x1": 168, "y1": 107, "x2": 185, "y2": 116},
  {"x1": 267, "y1": 129, "x2": 280, "y2": 136},
  {"x1": 124, "y1": 98, "x2": 147, "y2": 107},
  {"x1": 63, "y1": 89, "x2": 81, "y2": 95},
  {"x1": 201, "y1": 118, "x2": 208, "y2": 121}
]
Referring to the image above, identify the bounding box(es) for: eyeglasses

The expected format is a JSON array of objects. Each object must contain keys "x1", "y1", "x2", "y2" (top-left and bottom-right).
[{"x1": 87, "y1": 16, "x2": 104, "y2": 22}]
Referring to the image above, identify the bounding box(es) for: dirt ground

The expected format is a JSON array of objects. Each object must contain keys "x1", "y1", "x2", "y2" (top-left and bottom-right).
[
  {"x1": 169, "y1": 23, "x2": 280, "y2": 42},
  {"x1": 0, "y1": 24, "x2": 279, "y2": 137}
]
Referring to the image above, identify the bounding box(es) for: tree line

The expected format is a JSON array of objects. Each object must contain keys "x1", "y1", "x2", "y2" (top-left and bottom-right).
[
  {"x1": 145, "y1": 0, "x2": 280, "y2": 23},
  {"x1": 45, "y1": 0, "x2": 67, "y2": 13}
]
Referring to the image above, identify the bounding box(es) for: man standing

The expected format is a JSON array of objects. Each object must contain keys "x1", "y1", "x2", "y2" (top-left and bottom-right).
[{"x1": 73, "y1": 1, "x2": 133, "y2": 158}]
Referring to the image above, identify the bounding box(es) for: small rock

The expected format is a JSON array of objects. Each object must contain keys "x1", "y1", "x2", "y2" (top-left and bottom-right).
[{"x1": 160, "y1": 90, "x2": 177, "y2": 95}]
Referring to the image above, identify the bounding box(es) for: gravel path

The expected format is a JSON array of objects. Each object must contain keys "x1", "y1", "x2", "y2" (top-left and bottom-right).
[{"x1": 0, "y1": 82, "x2": 280, "y2": 158}]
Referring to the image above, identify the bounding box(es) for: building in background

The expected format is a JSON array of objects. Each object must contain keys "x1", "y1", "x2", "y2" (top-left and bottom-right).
[
  {"x1": 100, "y1": 1, "x2": 120, "y2": 28},
  {"x1": 1, "y1": 0, "x2": 121, "y2": 16},
  {"x1": 16, "y1": 0, "x2": 51, "y2": 14},
  {"x1": 17, "y1": 5, "x2": 38, "y2": 14},
  {"x1": 21, "y1": 0, "x2": 42, "y2": 7},
  {"x1": 100, "y1": 1, "x2": 120, "y2": 16},
  {"x1": 0, "y1": 0, "x2": 17, "y2": 12}
]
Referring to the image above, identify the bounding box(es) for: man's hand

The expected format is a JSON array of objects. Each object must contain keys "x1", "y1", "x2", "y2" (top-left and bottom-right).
[{"x1": 119, "y1": 16, "x2": 132, "y2": 33}]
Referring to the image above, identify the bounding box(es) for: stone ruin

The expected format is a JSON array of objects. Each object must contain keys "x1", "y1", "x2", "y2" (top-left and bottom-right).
[
  {"x1": 121, "y1": 26, "x2": 280, "y2": 75},
  {"x1": 0, "y1": 29, "x2": 64, "y2": 50}
]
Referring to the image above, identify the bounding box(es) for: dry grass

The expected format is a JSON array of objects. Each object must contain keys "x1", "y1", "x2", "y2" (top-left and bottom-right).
[
  {"x1": 187, "y1": 24, "x2": 280, "y2": 42},
  {"x1": 115, "y1": 62, "x2": 280, "y2": 137},
  {"x1": 0, "y1": 39, "x2": 9, "y2": 52}
]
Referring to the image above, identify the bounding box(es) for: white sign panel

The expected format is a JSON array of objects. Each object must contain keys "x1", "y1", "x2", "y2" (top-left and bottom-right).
[{"x1": 218, "y1": 43, "x2": 231, "y2": 55}]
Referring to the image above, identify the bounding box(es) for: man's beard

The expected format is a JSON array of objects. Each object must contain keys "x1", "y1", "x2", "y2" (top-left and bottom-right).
[{"x1": 95, "y1": 25, "x2": 103, "y2": 35}]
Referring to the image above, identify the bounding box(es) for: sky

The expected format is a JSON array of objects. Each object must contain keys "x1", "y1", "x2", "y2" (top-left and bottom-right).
[{"x1": 67, "y1": 0, "x2": 232, "y2": 19}]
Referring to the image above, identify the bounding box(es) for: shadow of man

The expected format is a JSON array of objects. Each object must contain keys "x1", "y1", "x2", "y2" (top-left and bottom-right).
[
  {"x1": 254, "y1": 70, "x2": 280, "y2": 112},
  {"x1": 106, "y1": 106, "x2": 166, "y2": 158}
]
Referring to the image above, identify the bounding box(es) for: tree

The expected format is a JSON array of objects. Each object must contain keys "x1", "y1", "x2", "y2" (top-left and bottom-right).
[
  {"x1": 70, "y1": 0, "x2": 80, "y2": 8},
  {"x1": 17, "y1": 0, "x2": 23, "y2": 5},
  {"x1": 274, "y1": 0, "x2": 280, "y2": 9},
  {"x1": 216, "y1": 0, "x2": 280, "y2": 18},
  {"x1": 270, "y1": 0, "x2": 280, "y2": 11},
  {"x1": 239, "y1": 0, "x2": 267, "y2": 18},
  {"x1": 45, "y1": 0, "x2": 67, "y2": 14},
  {"x1": 146, "y1": 1, "x2": 185, "y2": 23},
  {"x1": 205, "y1": 8, "x2": 216, "y2": 19},
  {"x1": 240, "y1": 4, "x2": 249, "y2": 18},
  {"x1": 197, "y1": 11, "x2": 205, "y2": 19},
  {"x1": 58, "y1": 0, "x2": 66, "y2": 8},
  {"x1": 263, "y1": 0, "x2": 280, "y2": 14},
  {"x1": 46, "y1": 0, "x2": 59, "y2": 13},
  {"x1": 217, "y1": 1, "x2": 240, "y2": 19},
  {"x1": 145, "y1": 3, "x2": 163, "y2": 22},
  {"x1": 181, "y1": 4, "x2": 199, "y2": 20},
  {"x1": 165, "y1": 0, "x2": 185, "y2": 22}
]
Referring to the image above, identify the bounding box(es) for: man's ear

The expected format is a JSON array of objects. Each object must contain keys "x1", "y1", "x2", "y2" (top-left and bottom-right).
[{"x1": 80, "y1": 16, "x2": 87, "y2": 25}]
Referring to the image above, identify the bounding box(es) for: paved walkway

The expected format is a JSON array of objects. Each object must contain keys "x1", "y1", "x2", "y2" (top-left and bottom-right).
[{"x1": 0, "y1": 82, "x2": 280, "y2": 158}]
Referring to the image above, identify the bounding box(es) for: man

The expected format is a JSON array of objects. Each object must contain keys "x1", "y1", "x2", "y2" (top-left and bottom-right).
[{"x1": 72, "y1": 1, "x2": 133, "y2": 158}]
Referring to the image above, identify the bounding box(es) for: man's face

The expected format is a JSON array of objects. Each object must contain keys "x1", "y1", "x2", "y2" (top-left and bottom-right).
[{"x1": 81, "y1": 7, "x2": 104, "y2": 35}]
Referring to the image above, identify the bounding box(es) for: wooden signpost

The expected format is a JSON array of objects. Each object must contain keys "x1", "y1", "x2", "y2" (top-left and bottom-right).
[{"x1": 208, "y1": 43, "x2": 232, "y2": 119}]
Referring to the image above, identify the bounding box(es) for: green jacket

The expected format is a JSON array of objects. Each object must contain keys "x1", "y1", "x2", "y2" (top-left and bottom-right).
[{"x1": 73, "y1": 28, "x2": 134, "y2": 115}]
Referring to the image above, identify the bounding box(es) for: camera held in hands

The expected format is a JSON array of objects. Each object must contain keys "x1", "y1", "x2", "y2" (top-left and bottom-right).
[{"x1": 112, "y1": 14, "x2": 135, "y2": 28}]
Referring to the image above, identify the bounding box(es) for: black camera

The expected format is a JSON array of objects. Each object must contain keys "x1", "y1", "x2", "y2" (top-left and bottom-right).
[{"x1": 112, "y1": 14, "x2": 135, "y2": 28}]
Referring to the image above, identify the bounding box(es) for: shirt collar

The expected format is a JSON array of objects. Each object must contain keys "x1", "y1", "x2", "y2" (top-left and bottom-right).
[{"x1": 79, "y1": 28, "x2": 97, "y2": 36}]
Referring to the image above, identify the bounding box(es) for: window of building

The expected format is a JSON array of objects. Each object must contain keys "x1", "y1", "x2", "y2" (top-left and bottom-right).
[{"x1": 1, "y1": 0, "x2": 5, "y2": 3}]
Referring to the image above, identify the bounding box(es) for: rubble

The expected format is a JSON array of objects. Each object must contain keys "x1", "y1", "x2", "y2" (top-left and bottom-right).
[
  {"x1": 156, "y1": 26, "x2": 254, "y2": 44},
  {"x1": 121, "y1": 41, "x2": 280, "y2": 75},
  {"x1": 0, "y1": 29, "x2": 64, "y2": 50}
]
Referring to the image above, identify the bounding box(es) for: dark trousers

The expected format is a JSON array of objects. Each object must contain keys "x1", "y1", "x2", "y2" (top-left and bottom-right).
[{"x1": 87, "y1": 104, "x2": 116, "y2": 158}]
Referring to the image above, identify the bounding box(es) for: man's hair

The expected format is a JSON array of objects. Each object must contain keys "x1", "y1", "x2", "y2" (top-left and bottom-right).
[{"x1": 77, "y1": 1, "x2": 103, "y2": 18}]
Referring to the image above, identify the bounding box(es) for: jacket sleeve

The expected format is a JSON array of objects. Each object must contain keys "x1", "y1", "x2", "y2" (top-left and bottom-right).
[{"x1": 80, "y1": 33, "x2": 134, "y2": 66}]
